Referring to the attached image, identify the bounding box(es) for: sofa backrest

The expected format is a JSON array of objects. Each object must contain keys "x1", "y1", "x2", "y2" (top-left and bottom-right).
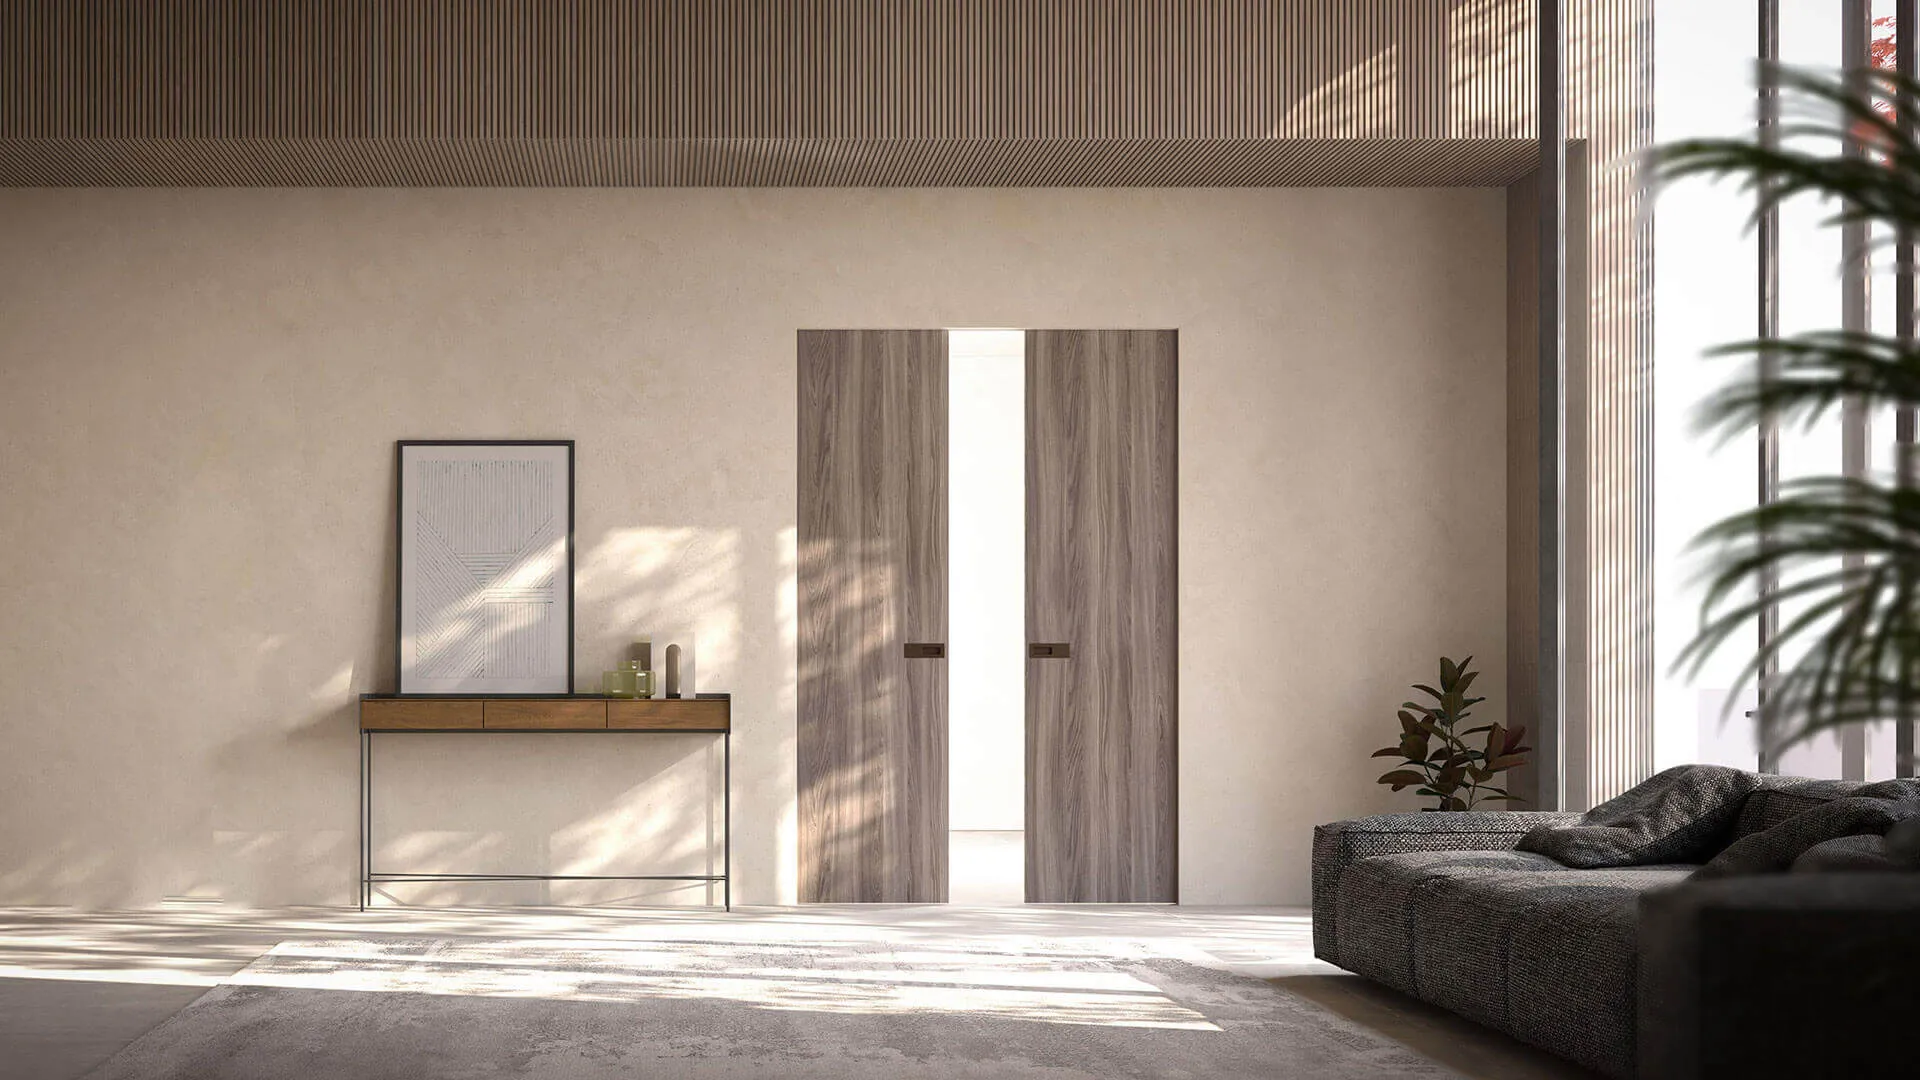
[{"x1": 1729, "y1": 776, "x2": 1886, "y2": 842}]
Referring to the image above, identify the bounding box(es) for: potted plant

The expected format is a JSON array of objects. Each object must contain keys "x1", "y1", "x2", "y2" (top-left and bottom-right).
[{"x1": 1373, "y1": 656, "x2": 1530, "y2": 811}]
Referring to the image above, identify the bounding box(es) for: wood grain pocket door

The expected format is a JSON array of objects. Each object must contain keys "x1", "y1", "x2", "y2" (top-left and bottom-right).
[
  {"x1": 797, "y1": 330, "x2": 949, "y2": 903},
  {"x1": 1025, "y1": 330, "x2": 1178, "y2": 903}
]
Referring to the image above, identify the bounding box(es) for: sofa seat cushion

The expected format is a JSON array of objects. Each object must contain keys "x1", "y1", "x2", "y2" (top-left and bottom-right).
[
  {"x1": 1336, "y1": 850, "x2": 1692, "y2": 1079},
  {"x1": 1311, "y1": 812, "x2": 1581, "y2": 966},
  {"x1": 1500, "y1": 867, "x2": 1694, "y2": 1079},
  {"x1": 1333, "y1": 849, "x2": 1567, "y2": 995}
]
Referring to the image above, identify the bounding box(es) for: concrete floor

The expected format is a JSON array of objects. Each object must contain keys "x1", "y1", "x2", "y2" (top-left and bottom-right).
[{"x1": 0, "y1": 905, "x2": 1593, "y2": 1080}]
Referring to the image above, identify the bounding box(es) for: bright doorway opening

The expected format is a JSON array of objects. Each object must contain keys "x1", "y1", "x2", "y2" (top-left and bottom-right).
[{"x1": 947, "y1": 329, "x2": 1026, "y2": 904}]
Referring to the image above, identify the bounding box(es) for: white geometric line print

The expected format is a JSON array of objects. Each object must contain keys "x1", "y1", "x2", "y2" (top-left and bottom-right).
[{"x1": 414, "y1": 459, "x2": 560, "y2": 680}]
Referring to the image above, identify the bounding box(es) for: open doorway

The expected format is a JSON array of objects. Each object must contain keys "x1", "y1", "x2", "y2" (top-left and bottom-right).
[{"x1": 947, "y1": 330, "x2": 1026, "y2": 904}]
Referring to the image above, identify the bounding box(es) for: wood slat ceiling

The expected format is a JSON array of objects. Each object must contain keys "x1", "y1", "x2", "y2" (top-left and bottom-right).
[
  {"x1": 0, "y1": 137, "x2": 1542, "y2": 188},
  {"x1": 2, "y1": 0, "x2": 1544, "y2": 187}
]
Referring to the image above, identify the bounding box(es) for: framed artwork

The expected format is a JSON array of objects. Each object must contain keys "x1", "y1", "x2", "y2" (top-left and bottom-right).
[{"x1": 396, "y1": 440, "x2": 574, "y2": 694}]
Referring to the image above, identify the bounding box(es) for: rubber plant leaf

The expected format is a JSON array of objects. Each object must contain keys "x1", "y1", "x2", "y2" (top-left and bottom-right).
[{"x1": 1377, "y1": 770, "x2": 1428, "y2": 790}]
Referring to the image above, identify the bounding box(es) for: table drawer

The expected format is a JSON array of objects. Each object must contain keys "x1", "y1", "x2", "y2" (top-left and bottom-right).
[
  {"x1": 361, "y1": 699, "x2": 483, "y2": 730},
  {"x1": 607, "y1": 698, "x2": 730, "y2": 731},
  {"x1": 482, "y1": 699, "x2": 608, "y2": 730}
]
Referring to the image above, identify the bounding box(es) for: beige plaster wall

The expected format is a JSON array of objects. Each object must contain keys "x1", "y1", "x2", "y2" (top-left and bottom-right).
[{"x1": 0, "y1": 188, "x2": 1507, "y2": 907}]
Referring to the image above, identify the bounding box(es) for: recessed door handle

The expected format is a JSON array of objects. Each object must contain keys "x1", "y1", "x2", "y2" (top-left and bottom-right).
[
  {"x1": 1028, "y1": 642, "x2": 1071, "y2": 659},
  {"x1": 904, "y1": 643, "x2": 946, "y2": 659}
]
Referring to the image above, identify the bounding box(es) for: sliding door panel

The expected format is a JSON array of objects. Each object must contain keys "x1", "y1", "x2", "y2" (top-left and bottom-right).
[
  {"x1": 1026, "y1": 330, "x2": 1178, "y2": 903},
  {"x1": 798, "y1": 330, "x2": 949, "y2": 903}
]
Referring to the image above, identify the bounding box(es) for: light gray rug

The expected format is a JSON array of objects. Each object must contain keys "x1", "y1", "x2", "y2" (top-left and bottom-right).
[{"x1": 87, "y1": 936, "x2": 1461, "y2": 1079}]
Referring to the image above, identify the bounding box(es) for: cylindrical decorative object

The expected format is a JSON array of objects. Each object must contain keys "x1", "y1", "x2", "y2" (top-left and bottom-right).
[{"x1": 664, "y1": 643, "x2": 683, "y2": 698}]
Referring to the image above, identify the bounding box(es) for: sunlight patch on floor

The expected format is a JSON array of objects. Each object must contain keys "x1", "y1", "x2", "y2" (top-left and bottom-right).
[
  {"x1": 0, "y1": 965, "x2": 224, "y2": 987},
  {"x1": 230, "y1": 938, "x2": 1223, "y2": 1030},
  {"x1": 0, "y1": 905, "x2": 1327, "y2": 995}
]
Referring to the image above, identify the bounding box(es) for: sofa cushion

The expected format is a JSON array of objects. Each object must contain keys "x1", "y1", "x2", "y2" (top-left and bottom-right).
[
  {"x1": 1339, "y1": 852, "x2": 1691, "y2": 1079},
  {"x1": 1637, "y1": 874, "x2": 1920, "y2": 1080},
  {"x1": 1403, "y1": 862, "x2": 1575, "y2": 1030},
  {"x1": 1501, "y1": 867, "x2": 1694, "y2": 1079},
  {"x1": 1517, "y1": 764, "x2": 1761, "y2": 868},
  {"x1": 1311, "y1": 811, "x2": 1579, "y2": 966},
  {"x1": 1333, "y1": 849, "x2": 1565, "y2": 995}
]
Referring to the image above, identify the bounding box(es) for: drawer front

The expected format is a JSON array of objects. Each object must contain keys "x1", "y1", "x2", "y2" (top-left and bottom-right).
[
  {"x1": 606, "y1": 698, "x2": 729, "y2": 731},
  {"x1": 361, "y1": 699, "x2": 483, "y2": 730},
  {"x1": 482, "y1": 699, "x2": 607, "y2": 730}
]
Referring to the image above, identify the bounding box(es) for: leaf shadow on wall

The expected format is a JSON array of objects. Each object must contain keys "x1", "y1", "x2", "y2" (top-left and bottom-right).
[
  {"x1": 203, "y1": 512, "x2": 743, "y2": 908},
  {"x1": 797, "y1": 535, "x2": 949, "y2": 901}
]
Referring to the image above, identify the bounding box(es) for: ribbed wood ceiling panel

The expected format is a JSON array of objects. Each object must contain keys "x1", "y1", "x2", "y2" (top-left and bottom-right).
[
  {"x1": 0, "y1": 137, "x2": 1541, "y2": 188},
  {"x1": 0, "y1": 0, "x2": 1551, "y2": 186}
]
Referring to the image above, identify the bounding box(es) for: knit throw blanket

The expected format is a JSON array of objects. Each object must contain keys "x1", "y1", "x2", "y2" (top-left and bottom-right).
[{"x1": 1517, "y1": 765, "x2": 1920, "y2": 872}]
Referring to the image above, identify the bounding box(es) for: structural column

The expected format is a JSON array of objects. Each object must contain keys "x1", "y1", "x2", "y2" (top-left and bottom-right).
[
  {"x1": 1901, "y1": 0, "x2": 1918, "y2": 779},
  {"x1": 1841, "y1": 0, "x2": 1872, "y2": 781},
  {"x1": 1537, "y1": 0, "x2": 1568, "y2": 810},
  {"x1": 1756, "y1": 0, "x2": 1782, "y2": 775}
]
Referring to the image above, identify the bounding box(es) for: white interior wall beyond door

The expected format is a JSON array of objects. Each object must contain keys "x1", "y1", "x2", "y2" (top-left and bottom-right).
[{"x1": 948, "y1": 329, "x2": 1027, "y2": 904}]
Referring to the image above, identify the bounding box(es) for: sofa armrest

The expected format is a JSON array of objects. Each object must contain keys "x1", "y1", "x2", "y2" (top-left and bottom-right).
[
  {"x1": 1311, "y1": 811, "x2": 1579, "y2": 966},
  {"x1": 1638, "y1": 874, "x2": 1920, "y2": 1080}
]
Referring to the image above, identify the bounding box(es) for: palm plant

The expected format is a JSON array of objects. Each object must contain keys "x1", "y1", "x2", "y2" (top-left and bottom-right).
[{"x1": 1659, "y1": 64, "x2": 1920, "y2": 753}]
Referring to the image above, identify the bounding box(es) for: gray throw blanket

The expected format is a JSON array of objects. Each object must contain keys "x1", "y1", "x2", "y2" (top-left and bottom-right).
[
  {"x1": 1789, "y1": 833, "x2": 1910, "y2": 873},
  {"x1": 1517, "y1": 764, "x2": 1761, "y2": 868},
  {"x1": 1697, "y1": 782, "x2": 1920, "y2": 877},
  {"x1": 1519, "y1": 765, "x2": 1920, "y2": 873}
]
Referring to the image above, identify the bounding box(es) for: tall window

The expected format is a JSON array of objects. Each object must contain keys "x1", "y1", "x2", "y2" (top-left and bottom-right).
[{"x1": 1656, "y1": 1, "x2": 1910, "y2": 780}]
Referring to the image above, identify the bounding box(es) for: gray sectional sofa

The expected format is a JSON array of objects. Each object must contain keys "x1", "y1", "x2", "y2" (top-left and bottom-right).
[{"x1": 1313, "y1": 769, "x2": 1920, "y2": 1079}]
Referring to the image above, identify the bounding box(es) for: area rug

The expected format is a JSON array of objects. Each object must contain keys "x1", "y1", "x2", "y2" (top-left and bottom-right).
[{"x1": 86, "y1": 936, "x2": 1461, "y2": 1079}]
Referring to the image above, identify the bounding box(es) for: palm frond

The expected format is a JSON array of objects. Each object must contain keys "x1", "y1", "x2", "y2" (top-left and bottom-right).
[
  {"x1": 1655, "y1": 65, "x2": 1920, "y2": 234},
  {"x1": 1691, "y1": 332, "x2": 1920, "y2": 446},
  {"x1": 1677, "y1": 477, "x2": 1920, "y2": 751}
]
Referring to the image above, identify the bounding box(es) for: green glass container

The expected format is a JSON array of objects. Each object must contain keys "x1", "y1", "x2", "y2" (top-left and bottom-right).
[{"x1": 602, "y1": 659, "x2": 654, "y2": 699}]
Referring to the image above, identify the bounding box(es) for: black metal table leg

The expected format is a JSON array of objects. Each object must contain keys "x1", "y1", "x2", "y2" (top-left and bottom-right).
[
  {"x1": 356, "y1": 723, "x2": 731, "y2": 912},
  {"x1": 359, "y1": 731, "x2": 369, "y2": 911}
]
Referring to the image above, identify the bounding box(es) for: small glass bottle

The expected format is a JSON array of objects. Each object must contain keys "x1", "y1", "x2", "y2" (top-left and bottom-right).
[{"x1": 603, "y1": 659, "x2": 654, "y2": 699}]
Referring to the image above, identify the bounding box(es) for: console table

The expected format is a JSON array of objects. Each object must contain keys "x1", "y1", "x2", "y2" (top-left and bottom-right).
[{"x1": 357, "y1": 693, "x2": 731, "y2": 911}]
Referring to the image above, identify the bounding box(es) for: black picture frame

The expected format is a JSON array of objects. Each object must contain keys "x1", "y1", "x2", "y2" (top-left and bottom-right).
[{"x1": 394, "y1": 439, "x2": 576, "y2": 695}]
